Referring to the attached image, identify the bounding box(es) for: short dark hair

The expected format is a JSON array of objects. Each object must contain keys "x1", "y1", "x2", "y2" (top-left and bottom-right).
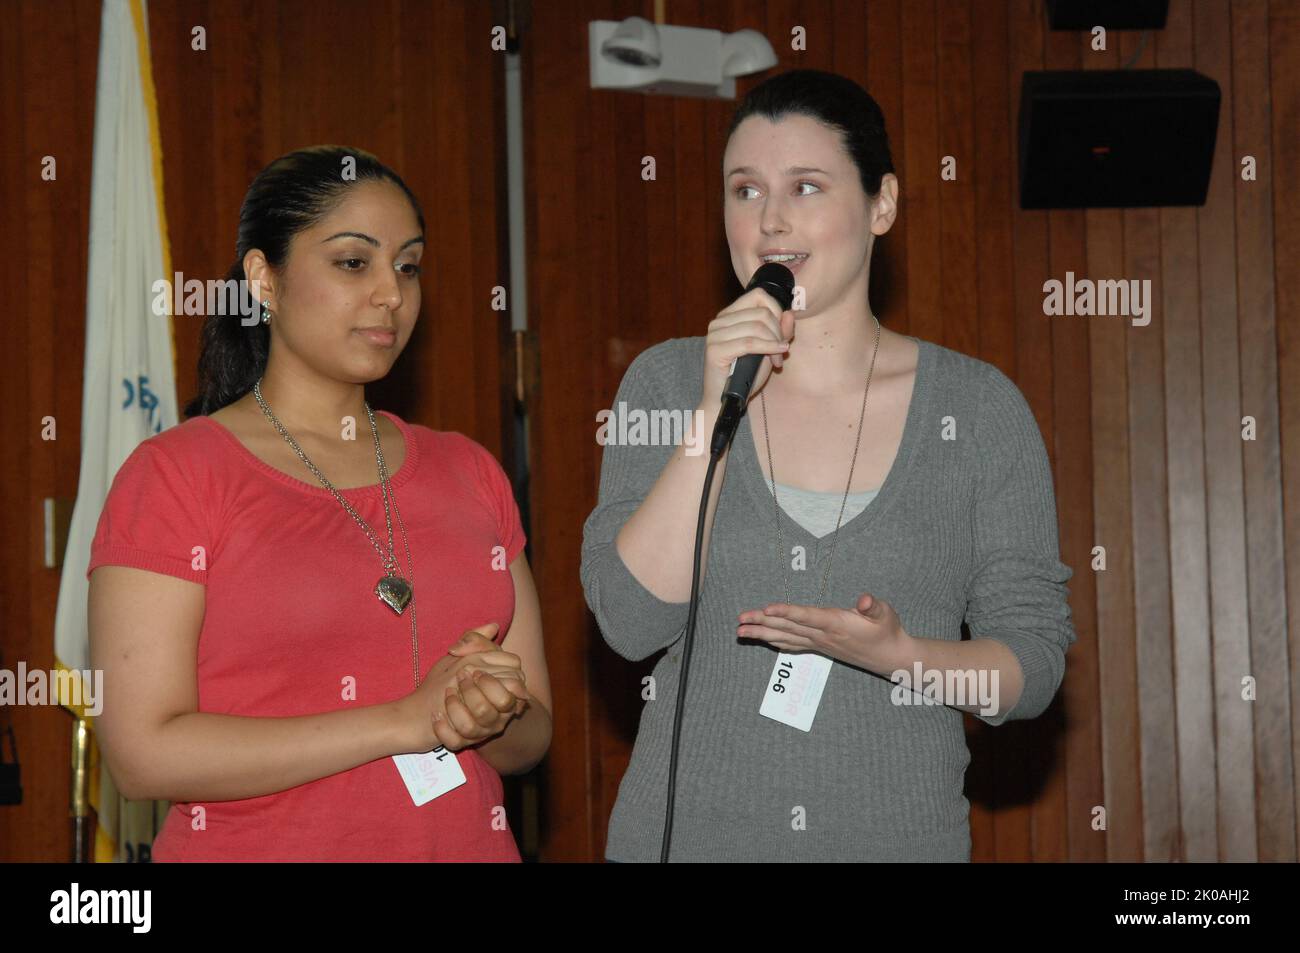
[
  {"x1": 726, "y1": 69, "x2": 895, "y2": 199},
  {"x1": 183, "y1": 145, "x2": 425, "y2": 419}
]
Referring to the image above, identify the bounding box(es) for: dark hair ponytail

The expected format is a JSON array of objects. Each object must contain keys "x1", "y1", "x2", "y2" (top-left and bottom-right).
[
  {"x1": 183, "y1": 145, "x2": 425, "y2": 419},
  {"x1": 726, "y1": 69, "x2": 895, "y2": 199}
]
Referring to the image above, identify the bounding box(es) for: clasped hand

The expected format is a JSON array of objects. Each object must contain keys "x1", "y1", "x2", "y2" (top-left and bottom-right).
[{"x1": 409, "y1": 622, "x2": 531, "y2": 753}]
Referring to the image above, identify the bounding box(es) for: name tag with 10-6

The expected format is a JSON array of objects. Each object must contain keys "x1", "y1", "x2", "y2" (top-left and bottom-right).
[
  {"x1": 392, "y1": 748, "x2": 467, "y2": 805},
  {"x1": 759, "y1": 650, "x2": 833, "y2": 731}
]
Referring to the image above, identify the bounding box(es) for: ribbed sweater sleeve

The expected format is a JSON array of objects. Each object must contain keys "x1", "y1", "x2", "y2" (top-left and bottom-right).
[
  {"x1": 580, "y1": 343, "x2": 694, "y2": 661},
  {"x1": 964, "y1": 365, "x2": 1076, "y2": 726}
]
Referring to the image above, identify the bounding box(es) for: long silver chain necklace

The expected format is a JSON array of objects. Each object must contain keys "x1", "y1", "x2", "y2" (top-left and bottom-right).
[
  {"x1": 759, "y1": 314, "x2": 882, "y2": 606},
  {"x1": 252, "y1": 379, "x2": 422, "y2": 688}
]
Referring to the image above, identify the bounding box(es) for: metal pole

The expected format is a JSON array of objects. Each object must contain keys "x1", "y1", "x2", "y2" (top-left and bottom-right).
[{"x1": 70, "y1": 717, "x2": 90, "y2": 862}]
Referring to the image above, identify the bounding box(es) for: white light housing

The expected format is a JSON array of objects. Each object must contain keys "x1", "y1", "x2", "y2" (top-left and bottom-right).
[
  {"x1": 600, "y1": 16, "x2": 661, "y2": 68},
  {"x1": 589, "y1": 18, "x2": 778, "y2": 99},
  {"x1": 721, "y1": 29, "x2": 778, "y2": 77}
]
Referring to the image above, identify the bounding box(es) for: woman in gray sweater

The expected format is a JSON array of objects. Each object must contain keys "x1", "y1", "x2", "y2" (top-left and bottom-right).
[{"x1": 581, "y1": 69, "x2": 1076, "y2": 862}]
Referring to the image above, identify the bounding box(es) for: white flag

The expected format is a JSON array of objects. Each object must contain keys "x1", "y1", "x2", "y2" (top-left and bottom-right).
[{"x1": 53, "y1": 0, "x2": 174, "y2": 863}]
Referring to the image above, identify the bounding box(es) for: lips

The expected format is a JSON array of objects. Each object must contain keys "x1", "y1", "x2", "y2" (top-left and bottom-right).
[{"x1": 356, "y1": 328, "x2": 397, "y2": 347}]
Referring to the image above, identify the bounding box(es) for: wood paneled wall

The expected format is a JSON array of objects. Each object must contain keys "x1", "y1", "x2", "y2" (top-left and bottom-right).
[
  {"x1": 521, "y1": 0, "x2": 1300, "y2": 862},
  {"x1": 0, "y1": 0, "x2": 514, "y2": 860}
]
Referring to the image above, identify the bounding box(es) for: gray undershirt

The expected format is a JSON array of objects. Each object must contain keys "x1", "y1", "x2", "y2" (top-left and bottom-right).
[{"x1": 766, "y1": 480, "x2": 879, "y2": 538}]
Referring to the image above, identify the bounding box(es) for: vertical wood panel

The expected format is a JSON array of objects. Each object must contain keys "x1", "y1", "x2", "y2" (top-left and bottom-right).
[
  {"x1": 1232, "y1": 0, "x2": 1293, "y2": 863},
  {"x1": 1269, "y1": 0, "x2": 1300, "y2": 865},
  {"x1": 1193, "y1": 0, "x2": 1257, "y2": 861},
  {"x1": 1159, "y1": 0, "x2": 1218, "y2": 863},
  {"x1": 1126, "y1": 201, "x2": 1180, "y2": 862},
  {"x1": 969, "y1": 0, "x2": 1020, "y2": 860},
  {"x1": 1042, "y1": 3, "x2": 1097, "y2": 864},
  {"x1": 1085, "y1": 20, "x2": 1143, "y2": 863},
  {"x1": 528, "y1": 0, "x2": 606, "y2": 860},
  {"x1": 900, "y1": 0, "x2": 942, "y2": 345},
  {"x1": 1124, "y1": 2, "x2": 1181, "y2": 865},
  {"x1": 936, "y1": 0, "x2": 977, "y2": 358},
  {"x1": 864, "y1": 0, "x2": 907, "y2": 325}
]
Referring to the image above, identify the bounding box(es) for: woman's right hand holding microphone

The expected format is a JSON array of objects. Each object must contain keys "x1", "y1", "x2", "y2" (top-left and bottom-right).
[{"x1": 697, "y1": 286, "x2": 795, "y2": 413}]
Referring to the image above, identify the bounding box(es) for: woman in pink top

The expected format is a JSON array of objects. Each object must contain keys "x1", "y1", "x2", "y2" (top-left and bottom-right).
[{"x1": 86, "y1": 146, "x2": 552, "y2": 861}]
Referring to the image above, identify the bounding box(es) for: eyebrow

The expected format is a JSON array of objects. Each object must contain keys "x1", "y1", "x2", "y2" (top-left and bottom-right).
[
  {"x1": 321, "y1": 231, "x2": 425, "y2": 251},
  {"x1": 726, "y1": 165, "x2": 831, "y2": 178}
]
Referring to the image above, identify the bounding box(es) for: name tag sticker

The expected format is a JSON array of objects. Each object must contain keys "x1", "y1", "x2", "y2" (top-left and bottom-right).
[
  {"x1": 759, "y1": 651, "x2": 833, "y2": 732},
  {"x1": 392, "y1": 747, "x2": 467, "y2": 806}
]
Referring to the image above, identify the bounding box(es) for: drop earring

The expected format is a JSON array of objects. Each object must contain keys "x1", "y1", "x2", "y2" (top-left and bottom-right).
[{"x1": 260, "y1": 299, "x2": 272, "y2": 325}]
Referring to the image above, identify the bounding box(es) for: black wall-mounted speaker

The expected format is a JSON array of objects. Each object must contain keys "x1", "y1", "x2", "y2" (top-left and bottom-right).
[
  {"x1": 1018, "y1": 69, "x2": 1220, "y2": 210},
  {"x1": 1047, "y1": 0, "x2": 1169, "y2": 30}
]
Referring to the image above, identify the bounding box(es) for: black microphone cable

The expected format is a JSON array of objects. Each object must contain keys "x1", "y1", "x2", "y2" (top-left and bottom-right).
[{"x1": 659, "y1": 263, "x2": 795, "y2": 862}]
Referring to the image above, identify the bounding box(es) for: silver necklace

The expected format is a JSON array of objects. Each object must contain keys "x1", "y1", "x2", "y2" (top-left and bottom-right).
[
  {"x1": 251, "y1": 380, "x2": 422, "y2": 688},
  {"x1": 759, "y1": 314, "x2": 882, "y2": 606}
]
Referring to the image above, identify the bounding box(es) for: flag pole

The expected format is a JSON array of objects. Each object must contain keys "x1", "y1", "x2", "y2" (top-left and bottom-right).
[{"x1": 70, "y1": 716, "x2": 90, "y2": 862}]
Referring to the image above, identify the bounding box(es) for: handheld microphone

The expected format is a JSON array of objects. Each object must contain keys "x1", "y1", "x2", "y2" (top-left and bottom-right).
[{"x1": 709, "y1": 262, "x2": 796, "y2": 456}]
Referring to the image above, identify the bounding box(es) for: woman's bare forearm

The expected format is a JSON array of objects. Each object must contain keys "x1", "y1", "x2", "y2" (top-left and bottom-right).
[
  {"x1": 127, "y1": 700, "x2": 409, "y2": 803},
  {"x1": 473, "y1": 696, "x2": 552, "y2": 776},
  {"x1": 615, "y1": 404, "x2": 730, "y2": 603}
]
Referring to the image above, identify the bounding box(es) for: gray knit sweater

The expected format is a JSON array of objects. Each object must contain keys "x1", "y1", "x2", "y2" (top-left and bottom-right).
[{"x1": 580, "y1": 334, "x2": 1076, "y2": 862}]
